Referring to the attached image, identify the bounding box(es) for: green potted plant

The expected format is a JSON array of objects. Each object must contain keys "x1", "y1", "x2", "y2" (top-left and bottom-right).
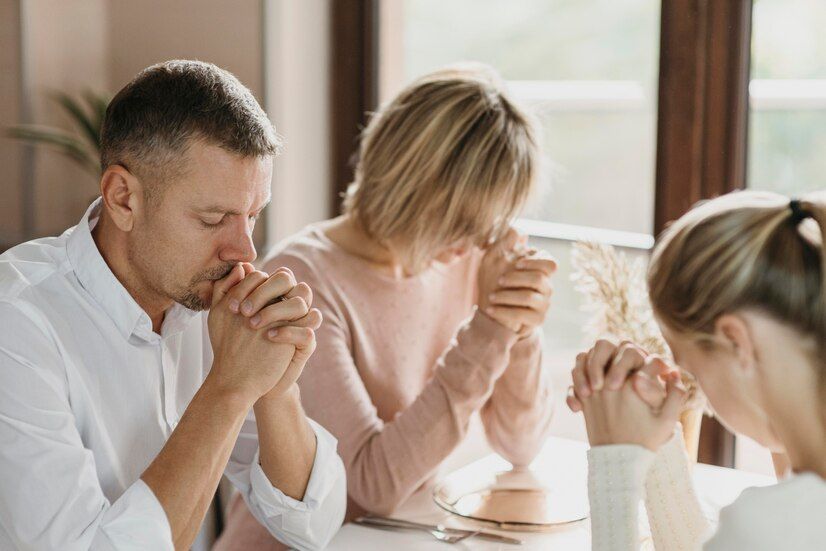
[{"x1": 6, "y1": 90, "x2": 109, "y2": 178}]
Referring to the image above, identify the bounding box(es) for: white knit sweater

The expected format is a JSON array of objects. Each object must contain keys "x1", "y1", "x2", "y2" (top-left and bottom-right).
[{"x1": 587, "y1": 427, "x2": 826, "y2": 550}]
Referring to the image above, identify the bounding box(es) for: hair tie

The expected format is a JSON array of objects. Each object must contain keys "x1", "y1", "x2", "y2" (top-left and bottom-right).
[{"x1": 789, "y1": 199, "x2": 809, "y2": 224}]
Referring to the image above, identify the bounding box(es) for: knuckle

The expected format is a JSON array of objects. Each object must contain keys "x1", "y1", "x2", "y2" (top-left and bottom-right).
[
  {"x1": 296, "y1": 281, "x2": 312, "y2": 297},
  {"x1": 296, "y1": 296, "x2": 309, "y2": 311},
  {"x1": 273, "y1": 270, "x2": 293, "y2": 287},
  {"x1": 595, "y1": 338, "x2": 617, "y2": 355}
]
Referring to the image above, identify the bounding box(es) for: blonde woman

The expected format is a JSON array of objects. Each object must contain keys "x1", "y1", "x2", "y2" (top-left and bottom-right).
[
  {"x1": 569, "y1": 191, "x2": 826, "y2": 550},
  {"x1": 215, "y1": 64, "x2": 556, "y2": 549}
]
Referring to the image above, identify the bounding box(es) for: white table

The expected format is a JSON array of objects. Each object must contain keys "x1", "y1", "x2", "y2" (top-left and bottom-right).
[{"x1": 327, "y1": 436, "x2": 774, "y2": 550}]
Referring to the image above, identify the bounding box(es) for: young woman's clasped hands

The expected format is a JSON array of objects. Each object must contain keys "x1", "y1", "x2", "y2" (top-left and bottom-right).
[{"x1": 567, "y1": 340, "x2": 688, "y2": 452}]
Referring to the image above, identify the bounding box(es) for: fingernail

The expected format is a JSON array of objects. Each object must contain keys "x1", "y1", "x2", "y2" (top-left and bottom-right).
[
  {"x1": 268, "y1": 328, "x2": 279, "y2": 338},
  {"x1": 593, "y1": 379, "x2": 603, "y2": 391},
  {"x1": 485, "y1": 307, "x2": 495, "y2": 316},
  {"x1": 229, "y1": 299, "x2": 240, "y2": 313},
  {"x1": 250, "y1": 315, "x2": 261, "y2": 327},
  {"x1": 498, "y1": 277, "x2": 505, "y2": 285},
  {"x1": 489, "y1": 293, "x2": 497, "y2": 301},
  {"x1": 516, "y1": 260, "x2": 526, "y2": 269},
  {"x1": 241, "y1": 301, "x2": 253, "y2": 315}
]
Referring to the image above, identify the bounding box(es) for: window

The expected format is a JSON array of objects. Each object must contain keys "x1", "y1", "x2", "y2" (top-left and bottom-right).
[
  {"x1": 749, "y1": 0, "x2": 826, "y2": 195},
  {"x1": 375, "y1": 0, "x2": 661, "y2": 443}
]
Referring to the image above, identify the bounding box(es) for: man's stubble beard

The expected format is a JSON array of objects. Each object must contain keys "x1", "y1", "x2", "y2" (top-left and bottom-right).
[
  {"x1": 127, "y1": 227, "x2": 234, "y2": 313},
  {"x1": 175, "y1": 263, "x2": 236, "y2": 311}
]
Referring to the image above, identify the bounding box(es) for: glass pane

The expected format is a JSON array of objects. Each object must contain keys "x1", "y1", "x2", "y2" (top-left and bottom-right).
[
  {"x1": 751, "y1": 0, "x2": 826, "y2": 80},
  {"x1": 391, "y1": 0, "x2": 660, "y2": 235},
  {"x1": 526, "y1": 110, "x2": 655, "y2": 233},
  {"x1": 403, "y1": 0, "x2": 660, "y2": 82},
  {"x1": 749, "y1": 0, "x2": 826, "y2": 196},
  {"x1": 749, "y1": 110, "x2": 826, "y2": 195}
]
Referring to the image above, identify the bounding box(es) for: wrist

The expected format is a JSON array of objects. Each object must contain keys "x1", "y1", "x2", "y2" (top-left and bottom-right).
[
  {"x1": 476, "y1": 307, "x2": 515, "y2": 334},
  {"x1": 202, "y1": 369, "x2": 257, "y2": 412},
  {"x1": 255, "y1": 382, "x2": 303, "y2": 415}
]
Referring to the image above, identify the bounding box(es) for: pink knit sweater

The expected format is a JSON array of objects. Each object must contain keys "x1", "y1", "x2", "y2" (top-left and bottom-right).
[{"x1": 215, "y1": 225, "x2": 553, "y2": 549}]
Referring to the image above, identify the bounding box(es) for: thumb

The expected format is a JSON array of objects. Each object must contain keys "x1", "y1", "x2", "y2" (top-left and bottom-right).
[
  {"x1": 659, "y1": 374, "x2": 687, "y2": 421},
  {"x1": 211, "y1": 264, "x2": 245, "y2": 307}
]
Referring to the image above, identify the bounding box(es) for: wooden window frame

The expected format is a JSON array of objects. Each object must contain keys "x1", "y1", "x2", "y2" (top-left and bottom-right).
[{"x1": 655, "y1": 0, "x2": 752, "y2": 467}]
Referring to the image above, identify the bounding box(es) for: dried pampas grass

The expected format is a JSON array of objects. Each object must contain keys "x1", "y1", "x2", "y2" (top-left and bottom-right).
[{"x1": 571, "y1": 241, "x2": 704, "y2": 408}]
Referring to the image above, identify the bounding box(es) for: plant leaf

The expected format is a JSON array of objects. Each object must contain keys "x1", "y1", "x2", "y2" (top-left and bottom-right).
[
  {"x1": 52, "y1": 91, "x2": 101, "y2": 151},
  {"x1": 82, "y1": 90, "x2": 110, "y2": 145},
  {"x1": 6, "y1": 125, "x2": 99, "y2": 176}
]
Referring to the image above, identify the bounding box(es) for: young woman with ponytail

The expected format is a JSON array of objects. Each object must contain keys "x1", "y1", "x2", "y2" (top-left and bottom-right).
[{"x1": 568, "y1": 190, "x2": 826, "y2": 550}]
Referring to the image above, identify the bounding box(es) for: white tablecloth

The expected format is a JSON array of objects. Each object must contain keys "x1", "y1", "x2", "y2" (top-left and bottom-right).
[{"x1": 327, "y1": 435, "x2": 774, "y2": 550}]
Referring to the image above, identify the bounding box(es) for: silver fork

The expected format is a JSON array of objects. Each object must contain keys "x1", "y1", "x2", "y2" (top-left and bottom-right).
[
  {"x1": 430, "y1": 528, "x2": 481, "y2": 544},
  {"x1": 354, "y1": 517, "x2": 480, "y2": 544}
]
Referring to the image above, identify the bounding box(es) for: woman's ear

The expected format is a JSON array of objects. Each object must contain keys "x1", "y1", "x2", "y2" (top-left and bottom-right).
[
  {"x1": 100, "y1": 165, "x2": 143, "y2": 232},
  {"x1": 714, "y1": 313, "x2": 757, "y2": 374}
]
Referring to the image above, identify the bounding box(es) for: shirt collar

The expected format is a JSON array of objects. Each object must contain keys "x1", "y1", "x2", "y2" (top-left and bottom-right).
[{"x1": 66, "y1": 198, "x2": 200, "y2": 342}]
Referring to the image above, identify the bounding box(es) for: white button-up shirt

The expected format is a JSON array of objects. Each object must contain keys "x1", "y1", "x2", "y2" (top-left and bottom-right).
[{"x1": 0, "y1": 200, "x2": 346, "y2": 550}]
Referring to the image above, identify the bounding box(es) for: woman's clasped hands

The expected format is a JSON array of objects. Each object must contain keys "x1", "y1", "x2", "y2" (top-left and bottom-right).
[{"x1": 567, "y1": 339, "x2": 690, "y2": 452}]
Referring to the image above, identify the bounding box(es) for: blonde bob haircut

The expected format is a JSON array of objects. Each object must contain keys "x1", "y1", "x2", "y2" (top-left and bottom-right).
[
  {"x1": 342, "y1": 62, "x2": 541, "y2": 272},
  {"x1": 648, "y1": 190, "x2": 826, "y2": 379}
]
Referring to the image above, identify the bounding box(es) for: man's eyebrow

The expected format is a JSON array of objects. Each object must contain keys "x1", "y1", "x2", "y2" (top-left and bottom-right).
[{"x1": 196, "y1": 197, "x2": 272, "y2": 216}]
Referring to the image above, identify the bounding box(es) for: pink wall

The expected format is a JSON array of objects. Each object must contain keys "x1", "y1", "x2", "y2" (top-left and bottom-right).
[{"x1": 1, "y1": 0, "x2": 265, "y2": 246}]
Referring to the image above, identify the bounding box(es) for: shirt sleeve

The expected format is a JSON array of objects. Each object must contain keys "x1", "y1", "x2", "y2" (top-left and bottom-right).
[
  {"x1": 480, "y1": 328, "x2": 554, "y2": 468},
  {"x1": 224, "y1": 414, "x2": 347, "y2": 551},
  {"x1": 0, "y1": 301, "x2": 174, "y2": 550}
]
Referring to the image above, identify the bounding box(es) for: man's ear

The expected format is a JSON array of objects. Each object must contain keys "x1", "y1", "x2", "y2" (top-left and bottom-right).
[
  {"x1": 100, "y1": 165, "x2": 144, "y2": 232},
  {"x1": 714, "y1": 314, "x2": 757, "y2": 374}
]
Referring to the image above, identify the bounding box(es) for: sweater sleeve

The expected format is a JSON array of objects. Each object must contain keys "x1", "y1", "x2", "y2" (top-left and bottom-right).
[
  {"x1": 480, "y1": 328, "x2": 554, "y2": 467},
  {"x1": 644, "y1": 427, "x2": 713, "y2": 551},
  {"x1": 281, "y1": 256, "x2": 520, "y2": 515},
  {"x1": 588, "y1": 429, "x2": 714, "y2": 551},
  {"x1": 588, "y1": 443, "x2": 656, "y2": 551}
]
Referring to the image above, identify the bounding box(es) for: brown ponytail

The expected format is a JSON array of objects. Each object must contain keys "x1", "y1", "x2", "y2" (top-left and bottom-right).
[{"x1": 648, "y1": 190, "x2": 825, "y2": 365}]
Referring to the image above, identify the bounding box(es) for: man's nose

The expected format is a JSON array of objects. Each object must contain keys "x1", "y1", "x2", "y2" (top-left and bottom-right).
[{"x1": 219, "y1": 218, "x2": 257, "y2": 264}]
